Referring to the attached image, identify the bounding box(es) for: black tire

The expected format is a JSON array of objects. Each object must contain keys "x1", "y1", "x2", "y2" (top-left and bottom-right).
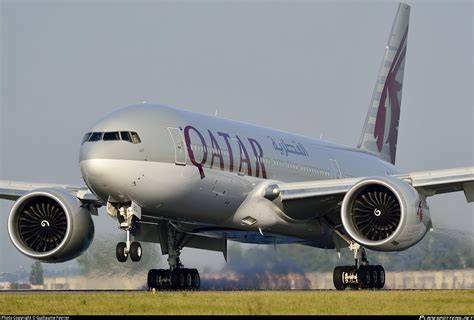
[
  {"x1": 333, "y1": 266, "x2": 345, "y2": 290},
  {"x1": 375, "y1": 265, "x2": 385, "y2": 289},
  {"x1": 358, "y1": 266, "x2": 371, "y2": 289},
  {"x1": 191, "y1": 269, "x2": 200, "y2": 289},
  {"x1": 178, "y1": 270, "x2": 186, "y2": 289},
  {"x1": 183, "y1": 269, "x2": 193, "y2": 289},
  {"x1": 170, "y1": 269, "x2": 181, "y2": 289},
  {"x1": 155, "y1": 269, "x2": 168, "y2": 290},
  {"x1": 368, "y1": 265, "x2": 378, "y2": 289},
  {"x1": 130, "y1": 242, "x2": 142, "y2": 262},
  {"x1": 147, "y1": 269, "x2": 157, "y2": 289},
  {"x1": 116, "y1": 242, "x2": 128, "y2": 262}
]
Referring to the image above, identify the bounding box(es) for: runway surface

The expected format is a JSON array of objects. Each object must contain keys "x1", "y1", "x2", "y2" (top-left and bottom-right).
[{"x1": 1, "y1": 288, "x2": 471, "y2": 294}]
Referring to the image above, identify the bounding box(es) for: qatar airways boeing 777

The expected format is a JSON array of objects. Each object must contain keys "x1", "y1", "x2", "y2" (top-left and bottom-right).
[{"x1": 1, "y1": 3, "x2": 473, "y2": 290}]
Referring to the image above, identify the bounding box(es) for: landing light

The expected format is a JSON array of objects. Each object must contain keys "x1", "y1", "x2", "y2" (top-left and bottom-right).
[{"x1": 264, "y1": 185, "x2": 280, "y2": 201}]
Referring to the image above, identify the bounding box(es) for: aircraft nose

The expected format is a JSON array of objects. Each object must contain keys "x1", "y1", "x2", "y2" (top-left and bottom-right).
[
  {"x1": 79, "y1": 141, "x2": 133, "y2": 203},
  {"x1": 80, "y1": 158, "x2": 109, "y2": 200},
  {"x1": 79, "y1": 137, "x2": 115, "y2": 201}
]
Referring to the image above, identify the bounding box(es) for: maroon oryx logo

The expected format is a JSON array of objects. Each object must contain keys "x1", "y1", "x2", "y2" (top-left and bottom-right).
[{"x1": 373, "y1": 27, "x2": 408, "y2": 165}]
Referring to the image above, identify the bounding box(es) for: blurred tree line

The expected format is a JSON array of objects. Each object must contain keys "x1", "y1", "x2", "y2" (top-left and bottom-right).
[
  {"x1": 29, "y1": 261, "x2": 43, "y2": 285},
  {"x1": 75, "y1": 228, "x2": 472, "y2": 276},
  {"x1": 222, "y1": 228, "x2": 473, "y2": 273}
]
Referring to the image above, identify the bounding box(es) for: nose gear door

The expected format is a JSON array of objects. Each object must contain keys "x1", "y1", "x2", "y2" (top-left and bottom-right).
[{"x1": 168, "y1": 127, "x2": 187, "y2": 166}]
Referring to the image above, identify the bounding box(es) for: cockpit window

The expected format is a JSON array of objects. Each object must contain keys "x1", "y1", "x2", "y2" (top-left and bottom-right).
[
  {"x1": 82, "y1": 131, "x2": 141, "y2": 144},
  {"x1": 103, "y1": 132, "x2": 120, "y2": 141},
  {"x1": 89, "y1": 132, "x2": 103, "y2": 142},
  {"x1": 131, "y1": 132, "x2": 141, "y2": 144},
  {"x1": 120, "y1": 131, "x2": 132, "y2": 143},
  {"x1": 81, "y1": 132, "x2": 92, "y2": 144}
]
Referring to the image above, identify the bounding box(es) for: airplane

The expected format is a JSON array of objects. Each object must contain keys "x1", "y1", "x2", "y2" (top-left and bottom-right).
[{"x1": 1, "y1": 2, "x2": 473, "y2": 291}]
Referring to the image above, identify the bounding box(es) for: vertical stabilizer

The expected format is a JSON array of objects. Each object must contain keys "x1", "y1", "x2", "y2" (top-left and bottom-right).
[{"x1": 358, "y1": 3, "x2": 410, "y2": 164}]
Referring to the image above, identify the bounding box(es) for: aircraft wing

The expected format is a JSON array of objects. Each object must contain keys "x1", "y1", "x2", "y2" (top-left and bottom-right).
[
  {"x1": 267, "y1": 166, "x2": 474, "y2": 222},
  {"x1": 395, "y1": 167, "x2": 474, "y2": 201},
  {"x1": 0, "y1": 180, "x2": 101, "y2": 204}
]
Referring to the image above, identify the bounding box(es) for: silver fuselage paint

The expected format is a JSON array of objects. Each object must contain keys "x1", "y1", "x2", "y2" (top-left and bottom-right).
[{"x1": 79, "y1": 104, "x2": 398, "y2": 247}]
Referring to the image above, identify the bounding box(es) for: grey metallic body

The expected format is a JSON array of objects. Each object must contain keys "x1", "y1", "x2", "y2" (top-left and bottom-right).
[{"x1": 80, "y1": 103, "x2": 398, "y2": 248}]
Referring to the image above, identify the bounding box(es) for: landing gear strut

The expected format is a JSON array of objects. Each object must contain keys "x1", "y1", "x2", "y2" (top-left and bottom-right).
[
  {"x1": 147, "y1": 222, "x2": 200, "y2": 291},
  {"x1": 115, "y1": 205, "x2": 142, "y2": 263},
  {"x1": 333, "y1": 242, "x2": 385, "y2": 290}
]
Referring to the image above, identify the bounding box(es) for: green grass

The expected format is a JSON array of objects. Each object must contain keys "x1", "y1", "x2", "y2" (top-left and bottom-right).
[{"x1": 0, "y1": 290, "x2": 473, "y2": 315}]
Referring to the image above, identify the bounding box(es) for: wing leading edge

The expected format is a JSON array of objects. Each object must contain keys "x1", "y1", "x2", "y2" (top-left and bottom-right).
[
  {"x1": 264, "y1": 166, "x2": 474, "y2": 222},
  {"x1": 0, "y1": 180, "x2": 101, "y2": 204}
]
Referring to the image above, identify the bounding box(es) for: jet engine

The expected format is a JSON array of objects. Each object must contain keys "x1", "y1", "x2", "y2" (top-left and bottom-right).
[
  {"x1": 7, "y1": 188, "x2": 94, "y2": 262},
  {"x1": 341, "y1": 176, "x2": 431, "y2": 251}
]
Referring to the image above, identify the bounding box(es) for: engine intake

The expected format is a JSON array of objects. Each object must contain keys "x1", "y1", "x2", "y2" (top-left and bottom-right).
[
  {"x1": 8, "y1": 188, "x2": 94, "y2": 262},
  {"x1": 351, "y1": 184, "x2": 401, "y2": 241},
  {"x1": 341, "y1": 176, "x2": 430, "y2": 251},
  {"x1": 17, "y1": 196, "x2": 68, "y2": 252}
]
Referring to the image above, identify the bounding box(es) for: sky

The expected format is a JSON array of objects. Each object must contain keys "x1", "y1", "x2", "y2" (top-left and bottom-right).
[{"x1": 0, "y1": 0, "x2": 472, "y2": 274}]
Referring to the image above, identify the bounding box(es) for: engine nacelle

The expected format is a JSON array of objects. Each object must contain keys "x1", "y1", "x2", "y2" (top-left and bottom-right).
[
  {"x1": 341, "y1": 176, "x2": 431, "y2": 251},
  {"x1": 8, "y1": 188, "x2": 95, "y2": 262}
]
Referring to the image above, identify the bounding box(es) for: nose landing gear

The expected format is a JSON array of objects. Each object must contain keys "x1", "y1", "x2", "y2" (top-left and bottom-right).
[{"x1": 114, "y1": 203, "x2": 142, "y2": 263}]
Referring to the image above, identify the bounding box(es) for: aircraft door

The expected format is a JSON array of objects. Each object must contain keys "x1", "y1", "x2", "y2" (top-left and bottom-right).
[
  {"x1": 168, "y1": 127, "x2": 187, "y2": 166},
  {"x1": 329, "y1": 158, "x2": 342, "y2": 179}
]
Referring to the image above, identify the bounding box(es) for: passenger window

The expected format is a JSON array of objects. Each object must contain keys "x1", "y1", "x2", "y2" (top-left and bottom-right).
[
  {"x1": 81, "y1": 132, "x2": 92, "y2": 144},
  {"x1": 120, "y1": 131, "x2": 132, "y2": 143},
  {"x1": 131, "y1": 132, "x2": 141, "y2": 144},
  {"x1": 89, "y1": 132, "x2": 103, "y2": 142},
  {"x1": 103, "y1": 132, "x2": 120, "y2": 141}
]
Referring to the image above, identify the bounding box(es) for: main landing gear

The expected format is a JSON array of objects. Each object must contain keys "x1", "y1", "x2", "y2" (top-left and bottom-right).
[
  {"x1": 333, "y1": 242, "x2": 385, "y2": 290},
  {"x1": 147, "y1": 223, "x2": 200, "y2": 290}
]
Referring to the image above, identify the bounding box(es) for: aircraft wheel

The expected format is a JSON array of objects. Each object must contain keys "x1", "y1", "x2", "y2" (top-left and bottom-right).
[
  {"x1": 183, "y1": 269, "x2": 193, "y2": 289},
  {"x1": 333, "y1": 266, "x2": 345, "y2": 290},
  {"x1": 155, "y1": 269, "x2": 168, "y2": 290},
  {"x1": 358, "y1": 266, "x2": 371, "y2": 289},
  {"x1": 116, "y1": 242, "x2": 128, "y2": 262},
  {"x1": 375, "y1": 265, "x2": 385, "y2": 289},
  {"x1": 178, "y1": 270, "x2": 186, "y2": 289},
  {"x1": 191, "y1": 269, "x2": 200, "y2": 289},
  {"x1": 368, "y1": 265, "x2": 378, "y2": 289},
  {"x1": 170, "y1": 269, "x2": 181, "y2": 289},
  {"x1": 147, "y1": 269, "x2": 157, "y2": 289},
  {"x1": 130, "y1": 242, "x2": 142, "y2": 262}
]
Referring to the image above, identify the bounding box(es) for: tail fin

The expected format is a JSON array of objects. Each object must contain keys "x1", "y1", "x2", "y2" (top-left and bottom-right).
[{"x1": 357, "y1": 3, "x2": 410, "y2": 165}]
